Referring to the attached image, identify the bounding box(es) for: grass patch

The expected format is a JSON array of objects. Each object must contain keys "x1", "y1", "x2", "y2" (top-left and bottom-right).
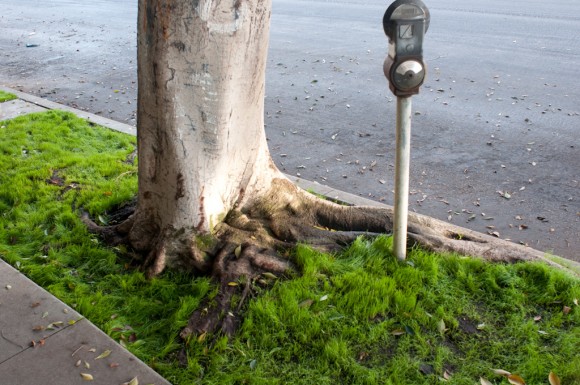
[
  {"x1": 0, "y1": 90, "x2": 18, "y2": 102},
  {"x1": 1, "y1": 110, "x2": 579, "y2": 384}
]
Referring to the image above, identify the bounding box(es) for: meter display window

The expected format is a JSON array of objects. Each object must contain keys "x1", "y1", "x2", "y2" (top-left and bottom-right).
[{"x1": 399, "y1": 24, "x2": 414, "y2": 39}]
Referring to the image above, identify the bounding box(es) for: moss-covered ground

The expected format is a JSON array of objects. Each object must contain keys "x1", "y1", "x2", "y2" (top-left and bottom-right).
[
  {"x1": 0, "y1": 110, "x2": 578, "y2": 384},
  {"x1": 0, "y1": 90, "x2": 18, "y2": 103}
]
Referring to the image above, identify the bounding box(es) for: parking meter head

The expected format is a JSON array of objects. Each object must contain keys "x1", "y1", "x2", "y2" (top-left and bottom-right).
[{"x1": 383, "y1": 0, "x2": 429, "y2": 96}]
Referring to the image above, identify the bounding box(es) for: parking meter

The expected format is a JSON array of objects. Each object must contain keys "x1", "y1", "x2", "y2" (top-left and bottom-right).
[{"x1": 383, "y1": 0, "x2": 430, "y2": 97}]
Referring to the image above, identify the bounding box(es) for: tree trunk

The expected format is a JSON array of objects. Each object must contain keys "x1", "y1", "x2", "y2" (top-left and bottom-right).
[{"x1": 130, "y1": 0, "x2": 282, "y2": 273}]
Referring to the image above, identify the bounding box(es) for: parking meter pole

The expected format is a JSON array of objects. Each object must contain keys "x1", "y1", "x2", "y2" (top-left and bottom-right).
[
  {"x1": 383, "y1": 0, "x2": 429, "y2": 260},
  {"x1": 393, "y1": 96, "x2": 412, "y2": 260}
]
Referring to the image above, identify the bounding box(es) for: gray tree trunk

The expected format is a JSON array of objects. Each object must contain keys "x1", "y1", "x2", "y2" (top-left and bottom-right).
[{"x1": 130, "y1": 0, "x2": 281, "y2": 261}]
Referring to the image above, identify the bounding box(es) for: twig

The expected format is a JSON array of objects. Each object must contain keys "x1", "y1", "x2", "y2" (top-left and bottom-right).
[
  {"x1": 236, "y1": 280, "x2": 253, "y2": 313},
  {"x1": 1, "y1": 329, "x2": 24, "y2": 349},
  {"x1": 71, "y1": 344, "x2": 85, "y2": 357}
]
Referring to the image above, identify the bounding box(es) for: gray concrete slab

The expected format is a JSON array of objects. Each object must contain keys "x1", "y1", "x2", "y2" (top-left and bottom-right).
[
  {"x1": 0, "y1": 99, "x2": 45, "y2": 121},
  {"x1": 0, "y1": 260, "x2": 170, "y2": 385},
  {"x1": 0, "y1": 261, "x2": 82, "y2": 363}
]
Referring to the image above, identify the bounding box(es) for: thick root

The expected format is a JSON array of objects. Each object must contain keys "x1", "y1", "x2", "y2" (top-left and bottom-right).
[{"x1": 180, "y1": 243, "x2": 291, "y2": 339}]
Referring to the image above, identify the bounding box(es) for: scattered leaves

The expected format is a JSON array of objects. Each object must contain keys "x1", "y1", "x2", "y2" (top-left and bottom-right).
[
  {"x1": 443, "y1": 370, "x2": 452, "y2": 380},
  {"x1": 480, "y1": 378, "x2": 493, "y2": 385},
  {"x1": 95, "y1": 349, "x2": 112, "y2": 360},
  {"x1": 298, "y1": 299, "x2": 313, "y2": 308},
  {"x1": 80, "y1": 373, "x2": 94, "y2": 381},
  {"x1": 262, "y1": 272, "x2": 277, "y2": 280},
  {"x1": 234, "y1": 244, "x2": 242, "y2": 258},
  {"x1": 47, "y1": 321, "x2": 64, "y2": 329},
  {"x1": 562, "y1": 306, "x2": 571, "y2": 315},
  {"x1": 548, "y1": 371, "x2": 561, "y2": 385},
  {"x1": 507, "y1": 374, "x2": 526, "y2": 385},
  {"x1": 437, "y1": 319, "x2": 447, "y2": 335},
  {"x1": 391, "y1": 329, "x2": 405, "y2": 336},
  {"x1": 122, "y1": 377, "x2": 139, "y2": 385},
  {"x1": 492, "y1": 369, "x2": 511, "y2": 377}
]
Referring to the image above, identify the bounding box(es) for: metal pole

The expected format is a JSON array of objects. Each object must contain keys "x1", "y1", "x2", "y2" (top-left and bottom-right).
[{"x1": 393, "y1": 96, "x2": 412, "y2": 260}]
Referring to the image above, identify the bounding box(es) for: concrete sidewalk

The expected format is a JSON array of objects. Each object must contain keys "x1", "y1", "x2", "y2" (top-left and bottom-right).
[{"x1": 0, "y1": 261, "x2": 170, "y2": 385}]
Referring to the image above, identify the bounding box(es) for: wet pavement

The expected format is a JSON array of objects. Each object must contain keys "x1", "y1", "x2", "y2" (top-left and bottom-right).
[{"x1": 0, "y1": 0, "x2": 578, "y2": 260}]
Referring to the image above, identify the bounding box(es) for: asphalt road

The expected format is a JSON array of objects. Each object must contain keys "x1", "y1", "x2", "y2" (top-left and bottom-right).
[{"x1": 1, "y1": 0, "x2": 578, "y2": 260}]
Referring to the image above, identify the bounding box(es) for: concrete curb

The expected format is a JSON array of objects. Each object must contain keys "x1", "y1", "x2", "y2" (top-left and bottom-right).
[{"x1": 0, "y1": 85, "x2": 136, "y2": 136}]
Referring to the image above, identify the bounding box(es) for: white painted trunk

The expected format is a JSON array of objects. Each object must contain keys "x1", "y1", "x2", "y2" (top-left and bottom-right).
[{"x1": 135, "y1": 0, "x2": 278, "y2": 238}]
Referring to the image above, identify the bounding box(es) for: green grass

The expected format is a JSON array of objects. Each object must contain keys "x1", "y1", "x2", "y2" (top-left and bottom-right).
[
  {"x1": 1, "y1": 111, "x2": 579, "y2": 385},
  {"x1": 0, "y1": 90, "x2": 18, "y2": 102}
]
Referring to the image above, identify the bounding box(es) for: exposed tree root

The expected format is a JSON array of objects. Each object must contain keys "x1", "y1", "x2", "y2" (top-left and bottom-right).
[{"x1": 82, "y1": 176, "x2": 573, "y2": 343}]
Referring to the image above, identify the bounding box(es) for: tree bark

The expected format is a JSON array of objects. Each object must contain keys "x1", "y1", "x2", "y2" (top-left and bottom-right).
[{"x1": 131, "y1": 0, "x2": 282, "y2": 272}]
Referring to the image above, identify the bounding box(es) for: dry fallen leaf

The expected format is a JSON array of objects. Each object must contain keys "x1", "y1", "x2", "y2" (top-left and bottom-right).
[
  {"x1": 563, "y1": 306, "x2": 571, "y2": 315},
  {"x1": 298, "y1": 299, "x2": 313, "y2": 308},
  {"x1": 234, "y1": 244, "x2": 242, "y2": 258},
  {"x1": 95, "y1": 349, "x2": 112, "y2": 360},
  {"x1": 262, "y1": 272, "x2": 277, "y2": 280},
  {"x1": 122, "y1": 377, "x2": 139, "y2": 385},
  {"x1": 391, "y1": 329, "x2": 405, "y2": 336},
  {"x1": 480, "y1": 378, "x2": 493, "y2": 385},
  {"x1": 443, "y1": 370, "x2": 452, "y2": 380},
  {"x1": 80, "y1": 373, "x2": 94, "y2": 381},
  {"x1": 507, "y1": 374, "x2": 526, "y2": 385},
  {"x1": 437, "y1": 319, "x2": 447, "y2": 335},
  {"x1": 548, "y1": 371, "x2": 561, "y2": 385},
  {"x1": 533, "y1": 315, "x2": 542, "y2": 322},
  {"x1": 492, "y1": 369, "x2": 511, "y2": 377}
]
